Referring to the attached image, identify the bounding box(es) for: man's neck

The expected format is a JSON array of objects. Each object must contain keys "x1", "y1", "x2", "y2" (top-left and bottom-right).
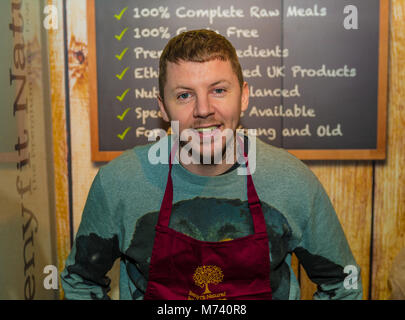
[
  {"x1": 178, "y1": 135, "x2": 248, "y2": 176},
  {"x1": 180, "y1": 137, "x2": 236, "y2": 177},
  {"x1": 180, "y1": 159, "x2": 236, "y2": 177}
]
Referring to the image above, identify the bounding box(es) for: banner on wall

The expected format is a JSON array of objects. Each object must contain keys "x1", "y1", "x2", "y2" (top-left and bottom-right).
[{"x1": 0, "y1": 0, "x2": 58, "y2": 300}]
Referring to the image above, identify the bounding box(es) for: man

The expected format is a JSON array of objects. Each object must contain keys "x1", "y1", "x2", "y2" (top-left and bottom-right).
[{"x1": 61, "y1": 30, "x2": 362, "y2": 300}]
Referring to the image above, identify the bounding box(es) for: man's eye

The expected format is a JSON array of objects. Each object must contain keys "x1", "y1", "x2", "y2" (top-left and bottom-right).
[
  {"x1": 213, "y1": 88, "x2": 226, "y2": 95},
  {"x1": 178, "y1": 93, "x2": 191, "y2": 100}
]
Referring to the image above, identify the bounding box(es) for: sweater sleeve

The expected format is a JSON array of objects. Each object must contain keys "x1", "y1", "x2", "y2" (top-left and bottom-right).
[
  {"x1": 60, "y1": 171, "x2": 121, "y2": 300},
  {"x1": 293, "y1": 182, "x2": 363, "y2": 300}
]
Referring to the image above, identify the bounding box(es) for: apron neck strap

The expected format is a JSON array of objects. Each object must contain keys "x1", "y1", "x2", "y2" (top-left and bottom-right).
[{"x1": 158, "y1": 136, "x2": 267, "y2": 234}]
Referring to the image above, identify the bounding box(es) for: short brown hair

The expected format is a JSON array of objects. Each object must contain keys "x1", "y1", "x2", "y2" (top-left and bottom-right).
[{"x1": 158, "y1": 29, "x2": 244, "y2": 100}]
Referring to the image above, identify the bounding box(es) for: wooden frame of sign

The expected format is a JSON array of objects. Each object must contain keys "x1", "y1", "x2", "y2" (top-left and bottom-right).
[
  {"x1": 88, "y1": 0, "x2": 122, "y2": 162},
  {"x1": 87, "y1": 0, "x2": 389, "y2": 162}
]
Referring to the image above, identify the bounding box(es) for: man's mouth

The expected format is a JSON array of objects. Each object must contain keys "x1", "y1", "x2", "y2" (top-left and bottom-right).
[
  {"x1": 195, "y1": 125, "x2": 221, "y2": 133},
  {"x1": 194, "y1": 125, "x2": 222, "y2": 138}
]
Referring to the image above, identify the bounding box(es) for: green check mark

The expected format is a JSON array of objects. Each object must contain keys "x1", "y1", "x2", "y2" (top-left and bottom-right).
[
  {"x1": 117, "y1": 127, "x2": 131, "y2": 140},
  {"x1": 117, "y1": 107, "x2": 131, "y2": 121},
  {"x1": 116, "y1": 67, "x2": 129, "y2": 80},
  {"x1": 116, "y1": 89, "x2": 130, "y2": 102},
  {"x1": 115, "y1": 48, "x2": 128, "y2": 61},
  {"x1": 114, "y1": 7, "x2": 128, "y2": 21},
  {"x1": 115, "y1": 27, "x2": 128, "y2": 41}
]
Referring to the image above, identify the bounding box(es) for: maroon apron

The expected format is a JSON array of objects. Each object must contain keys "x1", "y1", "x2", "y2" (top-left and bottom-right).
[{"x1": 144, "y1": 137, "x2": 272, "y2": 300}]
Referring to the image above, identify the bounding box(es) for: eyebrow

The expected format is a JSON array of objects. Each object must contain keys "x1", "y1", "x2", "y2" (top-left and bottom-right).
[
  {"x1": 173, "y1": 80, "x2": 231, "y2": 91},
  {"x1": 209, "y1": 80, "x2": 231, "y2": 87}
]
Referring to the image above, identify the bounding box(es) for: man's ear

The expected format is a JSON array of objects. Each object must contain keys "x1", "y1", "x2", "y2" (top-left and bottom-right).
[
  {"x1": 157, "y1": 95, "x2": 170, "y2": 122},
  {"x1": 241, "y1": 81, "x2": 249, "y2": 113}
]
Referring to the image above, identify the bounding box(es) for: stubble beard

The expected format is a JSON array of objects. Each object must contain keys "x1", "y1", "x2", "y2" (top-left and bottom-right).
[{"x1": 179, "y1": 134, "x2": 236, "y2": 166}]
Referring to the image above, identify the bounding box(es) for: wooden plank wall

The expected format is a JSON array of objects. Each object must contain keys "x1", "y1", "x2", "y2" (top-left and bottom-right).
[
  {"x1": 372, "y1": 0, "x2": 405, "y2": 300},
  {"x1": 64, "y1": 0, "x2": 121, "y2": 299},
  {"x1": 61, "y1": 0, "x2": 404, "y2": 299},
  {"x1": 46, "y1": 0, "x2": 71, "y2": 299}
]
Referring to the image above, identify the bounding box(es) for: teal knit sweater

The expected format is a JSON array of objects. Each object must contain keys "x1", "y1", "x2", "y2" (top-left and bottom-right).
[{"x1": 61, "y1": 136, "x2": 362, "y2": 300}]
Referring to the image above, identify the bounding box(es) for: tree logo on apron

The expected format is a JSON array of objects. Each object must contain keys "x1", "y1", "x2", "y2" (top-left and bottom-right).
[{"x1": 188, "y1": 265, "x2": 227, "y2": 300}]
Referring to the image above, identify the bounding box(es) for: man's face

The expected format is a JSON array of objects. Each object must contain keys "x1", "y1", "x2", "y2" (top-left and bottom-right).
[{"x1": 158, "y1": 59, "x2": 249, "y2": 163}]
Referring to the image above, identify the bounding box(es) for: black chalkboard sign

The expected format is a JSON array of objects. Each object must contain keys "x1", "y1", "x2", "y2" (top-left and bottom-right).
[{"x1": 87, "y1": 0, "x2": 388, "y2": 161}]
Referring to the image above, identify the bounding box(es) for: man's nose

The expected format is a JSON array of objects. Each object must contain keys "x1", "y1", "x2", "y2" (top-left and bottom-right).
[{"x1": 193, "y1": 94, "x2": 214, "y2": 118}]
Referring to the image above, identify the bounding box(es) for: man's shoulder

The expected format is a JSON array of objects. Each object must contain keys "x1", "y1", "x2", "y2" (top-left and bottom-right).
[
  {"x1": 255, "y1": 138, "x2": 307, "y2": 170},
  {"x1": 97, "y1": 140, "x2": 158, "y2": 183},
  {"x1": 254, "y1": 138, "x2": 320, "y2": 190}
]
